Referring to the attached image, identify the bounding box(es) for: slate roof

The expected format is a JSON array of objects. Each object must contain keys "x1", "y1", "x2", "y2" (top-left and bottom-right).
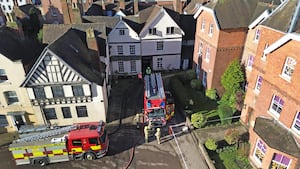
[
  {"x1": 82, "y1": 16, "x2": 120, "y2": 33},
  {"x1": 200, "y1": 0, "x2": 279, "y2": 29},
  {"x1": 0, "y1": 26, "x2": 41, "y2": 66},
  {"x1": 184, "y1": 0, "x2": 207, "y2": 14},
  {"x1": 43, "y1": 23, "x2": 107, "y2": 56},
  {"x1": 253, "y1": 117, "x2": 300, "y2": 158},
  {"x1": 180, "y1": 14, "x2": 196, "y2": 40},
  {"x1": 262, "y1": 0, "x2": 300, "y2": 33},
  {"x1": 47, "y1": 29, "x2": 105, "y2": 85}
]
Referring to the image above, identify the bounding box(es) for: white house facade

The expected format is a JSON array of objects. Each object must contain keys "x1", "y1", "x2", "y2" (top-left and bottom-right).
[
  {"x1": 139, "y1": 6, "x2": 184, "y2": 72},
  {"x1": 0, "y1": 51, "x2": 38, "y2": 132},
  {"x1": 22, "y1": 29, "x2": 109, "y2": 127},
  {"x1": 108, "y1": 18, "x2": 142, "y2": 75}
]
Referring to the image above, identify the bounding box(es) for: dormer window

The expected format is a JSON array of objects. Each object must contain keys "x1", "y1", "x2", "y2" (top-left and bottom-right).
[
  {"x1": 209, "y1": 23, "x2": 213, "y2": 36},
  {"x1": 281, "y1": 57, "x2": 296, "y2": 81},
  {"x1": 119, "y1": 29, "x2": 125, "y2": 35},
  {"x1": 254, "y1": 29, "x2": 260, "y2": 41},
  {"x1": 166, "y1": 27, "x2": 175, "y2": 34},
  {"x1": 149, "y1": 28, "x2": 157, "y2": 35}
]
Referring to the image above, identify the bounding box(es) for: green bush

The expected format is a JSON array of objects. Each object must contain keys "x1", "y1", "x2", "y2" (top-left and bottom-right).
[
  {"x1": 170, "y1": 77, "x2": 189, "y2": 108},
  {"x1": 217, "y1": 104, "x2": 234, "y2": 125},
  {"x1": 205, "y1": 89, "x2": 217, "y2": 100},
  {"x1": 190, "y1": 79, "x2": 202, "y2": 90},
  {"x1": 205, "y1": 138, "x2": 218, "y2": 151},
  {"x1": 237, "y1": 142, "x2": 250, "y2": 158},
  {"x1": 218, "y1": 146, "x2": 239, "y2": 169},
  {"x1": 177, "y1": 70, "x2": 196, "y2": 84},
  {"x1": 224, "y1": 128, "x2": 240, "y2": 145},
  {"x1": 191, "y1": 111, "x2": 207, "y2": 128}
]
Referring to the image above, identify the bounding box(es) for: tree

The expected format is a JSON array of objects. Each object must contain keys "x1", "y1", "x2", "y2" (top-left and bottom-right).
[
  {"x1": 220, "y1": 59, "x2": 245, "y2": 110},
  {"x1": 224, "y1": 128, "x2": 240, "y2": 145},
  {"x1": 191, "y1": 112, "x2": 207, "y2": 128}
]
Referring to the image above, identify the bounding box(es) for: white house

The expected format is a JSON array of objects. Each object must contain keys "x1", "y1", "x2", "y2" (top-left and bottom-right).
[
  {"x1": 108, "y1": 17, "x2": 142, "y2": 75},
  {"x1": 0, "y1": 26, "x2": 41, "y2": 132},
  {"x1": 139, "y1": 5, "x2": 184, "y2": 72},
  {"x1": 21, "y1": 28, "x2": 109, "y2": 126}
]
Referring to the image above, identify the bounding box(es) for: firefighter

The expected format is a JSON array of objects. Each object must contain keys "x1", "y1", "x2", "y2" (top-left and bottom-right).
[
  {"x1": 146, "y1": 67, "x2": 151, "y2": 75},
  {"x1": 144, "y1": 126, "x2": 149, "y2": 143},
  {"x1": 155, "y1": 128, "x2": 161, "y2": 144},
  {"x1": 134, "y1": 113, "x2": 141, "y2": 129}
]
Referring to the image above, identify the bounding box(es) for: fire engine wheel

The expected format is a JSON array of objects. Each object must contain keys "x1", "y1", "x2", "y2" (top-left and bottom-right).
[
  {"x1": 85, "y1": 152, "x2": 96, "y2": 160},
  {"x1": 35, "y1": 158, "x2": 48, "y2": 166}
]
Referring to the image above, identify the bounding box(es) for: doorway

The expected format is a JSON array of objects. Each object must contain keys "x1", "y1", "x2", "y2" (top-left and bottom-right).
[{"x1": 142, "y1": 57, "x2": 152, "y2": 75}]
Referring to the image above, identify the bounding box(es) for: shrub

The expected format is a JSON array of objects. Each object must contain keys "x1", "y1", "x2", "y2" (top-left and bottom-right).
[
  {"x1": 170, "y1": 77, "x2": 189, "y2": 108},
  {"x1": 177, "y1": 70, "x2": 196, "y2": 84},
  {"x1": 191, "y1": 111, "x2": 207, "y2": 128},
  {"x1": 217, "y1": 104, "x2": 234, "y2": 125},
  {"x1": 224, "y1": 128, "x2": 240, "y2": 145},
  {"x1": 205, "y1": 138, "x2": 218, "y2": 151},
  {"x1": 205, "y1": 89, "x2": 217, "y2": 100},
  {"x1": 218, "y1": 146, "x2": 239, "y2": 169},
  {"x1": 237, "y1": 142, "x2": 250, "y2": 158},
  {"x1": 190, "y1": 79, "x2": 202, "y2": 90}
]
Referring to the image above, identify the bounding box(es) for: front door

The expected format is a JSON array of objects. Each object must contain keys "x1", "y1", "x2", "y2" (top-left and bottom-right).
[{"x1": 14, "y1": 115, "x2": 25, "y2": 130}]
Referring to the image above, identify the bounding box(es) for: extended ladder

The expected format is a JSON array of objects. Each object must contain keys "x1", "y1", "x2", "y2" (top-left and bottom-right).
[{"x1": 14, "y1": 125, "x2": 74, "y2": 143}]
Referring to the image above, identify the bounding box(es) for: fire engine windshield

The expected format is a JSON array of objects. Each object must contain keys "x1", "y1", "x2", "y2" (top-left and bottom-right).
[
  {"x1": 148, "y1": 109, "x2": 165, "y2": 118},
  {"x1": 100, "y1": 129, "x2": 107, "y2": 144}
]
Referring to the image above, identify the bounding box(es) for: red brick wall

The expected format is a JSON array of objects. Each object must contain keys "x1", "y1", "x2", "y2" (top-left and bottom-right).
[{"x1": 41, "y1": 0, "x2": 64, "y2": 24}]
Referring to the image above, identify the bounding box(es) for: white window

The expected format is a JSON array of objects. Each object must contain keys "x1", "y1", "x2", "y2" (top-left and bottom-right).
[
  {"x1": 269, "y1": 153, "x2": 291, "y2": 169},
  {"x1": 281, "y1": 57, "x2": 296, "y2": 81},
  {"x1": 205, "y1": 46, "x2": 210, "y2": 62},
  {"x1": 157, "y1": 41, "x2": 163, "y2": 50},
  {"x1": 254, "y1": 29, "x2": 260, "y2": 41},
  {"x1": 117, "y1": 45, "x2": 123, "y2": 55},
  {"x1": 166, "y1": 27, "x2": 175, "y2": 34},
  {"x1": 130, "y1": 60, "x2": 136, "y2": 72},
  {"x1": 292, "y1": 112, "x2": 300, "y2": 135},
  {"x1": 4, "y1": 91, "x2": 19, "y2": 105},
  {"x1": 198, "y1": 41, "x2": 203, "y2": 56},
  {"x1": 261, "y1": 43, "x2": 268, "y2": 61},
  {"x1": 129, "y1": 45, "x2": 135, "y2": 54},
  {"x1": 149, "y1": 28, "x2": 157, "y2": 35},
  {"x1": 269, "y1": 95, "x2": 284, "y2": 118},
  {"x1": 254, "y1": 76, "x2": 263, "y2": 92},
  {"x1": 119, "y1": 29, "x2": 125, "y2": 35},
  {"x1": 118, "y1": 61, "x2": 124, "y2": 73},
  {"x1": 201, "y1": 19, "x2": 205, "y2": 32},
  {"x1": 0, "y1": 69, "x2": 8, "y2": 82},
  {"x1": 247, "y1": 55, "x2": 254, "y2": 70},
  {"x1": 209, "y1": 23, "x2": 213, "y2": 36},
  {"x1": 157, "y1": 58, "x2": 163, "y2": 70},
  {"x1": 253, "y1": 139, "x2": 267, "y2": 165}
]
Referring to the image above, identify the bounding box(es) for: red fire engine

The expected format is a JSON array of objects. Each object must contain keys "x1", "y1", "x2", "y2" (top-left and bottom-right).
[
  {"x1": 9, "y1": 121, "x2": 109, "y2": 166},
  {"x1": 143, "y1": 73, "x2": 175, "y2": 129}
]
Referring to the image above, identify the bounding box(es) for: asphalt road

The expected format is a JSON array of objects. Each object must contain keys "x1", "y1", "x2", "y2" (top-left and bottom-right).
[{"x1": 0, "y1": 78, "x2": 183, "y2": 169}]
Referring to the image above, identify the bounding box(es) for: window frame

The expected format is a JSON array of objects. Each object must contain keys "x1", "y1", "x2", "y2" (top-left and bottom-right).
[
  {"x1": 269, "y1": 153, "x2": 291, "y2": 169},
  {"x1": 205, "y1": 46, "x2": 210, "y2": 62},
  {"x1": 4, "y1": 91, "x2": 19, "y2": 105},
  {"x1": 0, "y1": 69, "x2": 8, "y2": 82},
  {"x1": 281, "y1": 57, "x2": 296, "y2": 81},
  {"x1": 118, "y1": 61, "x2": 124, "y2": 73},
  {"x1": 166, "y1": 27, "x2": 175, "y2": 34},
  {"x1": 0, "y1": 115, "x2": 8, "y2": 127},
  {"x1": 33, "y1": 87, "x2": 46, "y2": 99},
  {"x1": 269, "y1": 95, "x2": 284, "y2": 118},
  {"x1": 62, "y1": 107, "x2": 72, "y2": 118},
  {"x1": 156, "y1": 41, "x2": 164, "y2": 50},
  {"x1": 72, "y1": 85, "x2": 84, "y2": 97},
  {"x1": 253, "y1": 139, "x2": 267, "y2": 165},
  {"x1": 51, "y1": 86, "x2": 64, "y2": 98},
  {"x1": 208, "y1": 23, "x2": 213, "y2": 36},
  {"x1": 254, "y1": 75, "x2": 263, "y2": 93},
  {"x1": 117, "y1": 45, "x2": 123, "y2": 55},
  {"x1": 157, "y1": 57, "x2": 163, "y2": 70},
  {"x1": 119, "y1": 29, "x2": 125, "y2": 36},
  {"x1": 292, "y1": 111, "x2": 300, "y2": 135},
  {"x1": 198, "y1": 41, "x2": 203, "y2": 56},
  {"x1": 130, "y1": 60, "x2": 136, "y2": 72},
  {"x1": 129, "y1": 45, "x2": 135, "y2": 55},
  {"x1": 254, "y1": 29, "x2": 260, "y2": 41},
  {"x1": 247, "y1": 55, "x2": 254, "y2": 70},
  {"x1": 149, "y1": 28, "x2": 157, "y2": 35},
  {"x1": 43, "y1": 108, "x2": 57, "y2": 120},
  {"x1": 76, "y1": 106, "x2": 88, "y2": 118},
  {"x1": 201, "y1": 19, "x2": 205, "y2": 32}
]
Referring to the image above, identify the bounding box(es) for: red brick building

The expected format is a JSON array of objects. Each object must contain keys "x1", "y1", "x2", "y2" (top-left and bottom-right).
[
  {"x1": 192, "y1": 0, "x2": 278, "y2": 95},
  {"x1": 241, "y1": 0, "x2": 300, "y2": 168}
]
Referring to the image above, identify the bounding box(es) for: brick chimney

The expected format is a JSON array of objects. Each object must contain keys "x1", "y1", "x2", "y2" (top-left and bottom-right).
[
  {"x1": 86, "y1": 27, "x2": 100, "y2": 71},
  {"x1": 61, "y1": 0, "x2": 72, "y2": 24},
  {"x1": 173, "y1": 0, "x2": 182, "y2": 14},
  {"x1": 134, "y1": 0, "x2": 138, "y2": 15}
]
